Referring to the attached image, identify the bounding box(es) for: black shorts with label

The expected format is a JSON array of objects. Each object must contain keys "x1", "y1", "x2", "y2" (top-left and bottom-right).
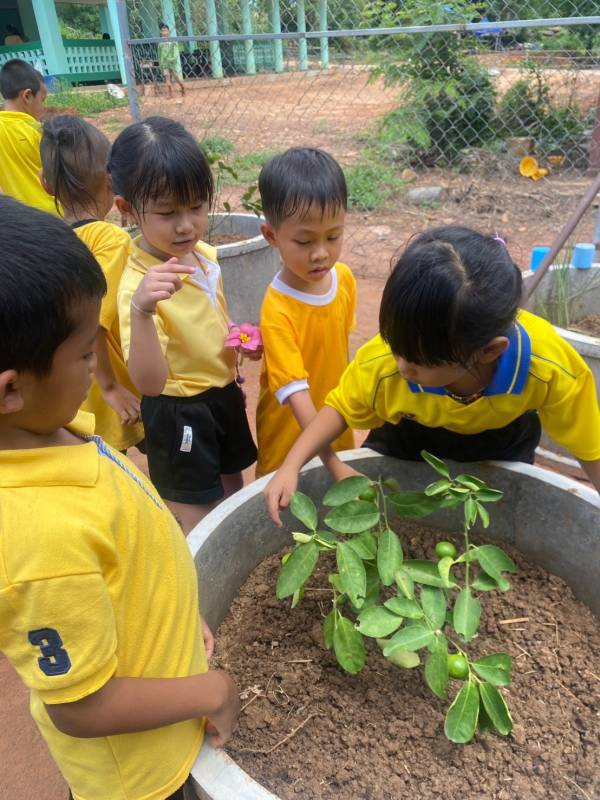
[
  {"x1": 141, "y1": 381, "x2": 257, "y2": 505},
  {"x1": 364, "y1": 411, "x2": 541, "y2": 465}
]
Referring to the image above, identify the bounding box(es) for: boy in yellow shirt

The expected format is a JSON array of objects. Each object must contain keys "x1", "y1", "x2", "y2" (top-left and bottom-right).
[
  {"x1": 265, "y1": 226, "x2": 600, "y2": 524},
  {"x1": 256, "y1": 147, "x2": 357, "y2": 477},
  {"x1": 0, "y1": 59, "x2": 57, "y2": 215},
  {"x1": 0, "y1": 196, "x2": 239, "y2": 800}
]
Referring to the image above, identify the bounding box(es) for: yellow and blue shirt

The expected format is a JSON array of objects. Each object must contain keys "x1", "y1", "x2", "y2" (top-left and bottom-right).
[
  {"x1": 0, "y1": 412, "x2": 207, "y2": 800},
  {"x1": 326, "y1": 309, "x2": 600, "y2": 462}
]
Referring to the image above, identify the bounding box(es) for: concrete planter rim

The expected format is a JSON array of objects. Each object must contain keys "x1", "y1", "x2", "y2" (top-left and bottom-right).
[
  {"x1": 187, "y1": 449, "x2": 599, "y2": 800},
  {"x1": 209, "y1": 212, "x2": 271, "y2": 257}
]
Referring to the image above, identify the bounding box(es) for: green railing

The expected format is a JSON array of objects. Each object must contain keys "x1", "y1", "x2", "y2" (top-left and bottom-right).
[{"x1": 0, "y1": 39, "x2": 119, "y2": 83}]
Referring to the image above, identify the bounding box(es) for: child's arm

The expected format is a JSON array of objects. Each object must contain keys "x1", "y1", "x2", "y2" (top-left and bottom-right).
[
  {"x1": 287, "y1": 390, "x2": 359, "y2": 480},
  {"x1": 127, "y1": 259, "x2": 194, "y2": 396},
  {"x1": 94, "y1": 330, "x2": 141, "y2": 424},
  {"x1": 45, "y1": 669, "x2": 239, "y2": 746},
  {"x1": 578, "y1": 458, "x2": 600, "y2": 493},
  {"x1": 265, "y1": 405, "x2": 348, "y2": 526}
]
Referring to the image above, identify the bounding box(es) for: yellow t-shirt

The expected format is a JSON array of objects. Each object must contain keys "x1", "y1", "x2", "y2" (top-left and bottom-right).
[
  {"x1": 256, "y1": 264, "x2": 356, "y2": 476},
  {"x1": 75, "y1": 221, "x2": 144, "y2": 451},
  {"x1": 0, "y1": 111, "x2": 58, "y2": 215},
  {"x1": 326, "y1": 309, "x2": 600, "y2": 462},
  {"x1": 0, "y1": 412, "x2": 207, "y2": 800},
  {"x1": 119, "y1": 237, "x2": 236, "y2": 397}
]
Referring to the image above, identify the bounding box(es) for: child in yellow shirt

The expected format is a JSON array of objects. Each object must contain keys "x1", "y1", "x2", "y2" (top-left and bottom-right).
[
  {"x1": 0, "y1": 58, "x2": 57, "y2": 215},
  {"x1": 0, "y1": 196, "x2": 239, "y2": 800},
  {"x1": 40, "y1": 114, "x2": 143, "y2": 452},
  {"x1": 256, "y1": 147, "x2": 356, "y2": 477}
]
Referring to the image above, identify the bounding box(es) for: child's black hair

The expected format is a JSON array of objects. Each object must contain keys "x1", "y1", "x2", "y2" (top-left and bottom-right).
[
  {"x1": 0, "y1": 196, "x2": 106, "y2": 375},
  {"x1": 41, "y1": 115, "x2": 111, "y2": 216},
  {"x1": 0, "y1": 58, "x2": 43, "y2": 100},
  {"x1": 379, "y1": 226, "x2": 522, "y2": 366},
  {"x1": 159, "y1": 21, "x2": 169, "y2": 30},
  {"x1": 108, "y1": 116, "x2": 214, "y2": 213},
  {"x1": 258, "y1": 147, "x2": 347, "y2": 227}
]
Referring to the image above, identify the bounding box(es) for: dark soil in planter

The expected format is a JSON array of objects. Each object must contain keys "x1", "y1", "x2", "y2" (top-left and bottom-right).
[
  {"x1": 215, "y1": 520, "x2": 600, "y2": 800},
  {"x1": 208, "y1": 232, "x2": 247, "y2": 247},
  {"x1": 571, "y1": 313, "x2": 600, "y2": 338}
]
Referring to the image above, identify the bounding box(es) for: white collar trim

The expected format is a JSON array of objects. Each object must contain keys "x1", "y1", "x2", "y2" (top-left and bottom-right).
[{"x1": 270, "y1": 267, "x2": 338, "y2": 307}]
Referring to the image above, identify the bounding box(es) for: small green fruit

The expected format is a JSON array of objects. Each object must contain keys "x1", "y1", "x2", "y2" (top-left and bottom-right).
[
  {"x1": 447, "y1": 654, "x2": 469, "y2": 679},
  {"x1": 359, "y1": 486, "x2": 378, "y2": 503},
  {"x1": 435, "y1": 541, "x2": 457, "y2": 559}
]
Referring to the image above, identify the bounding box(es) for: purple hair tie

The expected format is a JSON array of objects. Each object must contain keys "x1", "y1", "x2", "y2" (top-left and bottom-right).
[{"x1": 493, "y1": 233, "x2": 506, "y2": 247}]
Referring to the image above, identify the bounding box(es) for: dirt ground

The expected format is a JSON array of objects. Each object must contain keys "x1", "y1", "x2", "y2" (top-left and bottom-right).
[{"x1": 3, "y1": 64, "x2": 599, "y2": 798}]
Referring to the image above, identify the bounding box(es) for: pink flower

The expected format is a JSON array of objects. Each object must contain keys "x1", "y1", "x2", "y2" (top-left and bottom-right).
[{"x1": 225, "y1": 323, "x2": 262, "y2": 353}]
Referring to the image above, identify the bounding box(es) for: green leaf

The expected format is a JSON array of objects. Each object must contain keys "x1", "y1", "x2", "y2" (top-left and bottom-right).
[
  {"x1": 403, "y1": 560, "x2": 452, "y2": 588},
  {"x1": 386, "y1": 649, "x2": 420, "y2": 669},
  {"x1": 425, "y1": 648, "x2": 448, "y2": 699},
  {"x1": 453, "y1": 588, "x2": 481, "y2": 642},
  {"x1": 394, "y1": 567, "x2": 415, "y2": 598},
  {"x1": 364, "y1": 562, "x2": 381, "y2": 607},
  {"x1": 356, "y1": 606, "x2": 404, "y2": 638},
  {"x1": 323, "y1": 476, "x2": 372, "y2": 507},
  {"x1": 314, "y1": 529, "x2": 338, "y2": 549},
  {"x1": 291, "y1": 584, "x2": 304, "y2": 609},
  {"x1": 346, "y1": 531, "x2": 377, "y2": 561},
  {"x1": 477, "y1": 698, "x2": 495, "y2": 732},
  {"x1": 421, "y1": 586, "x2": 447, "y2": 630},
  {"x1": 473, "y1": 654, "x2": 512, "y2": 686},
  {"x1": 476, "y1": 545, "x2": 517, "y2": 590},
  {"x1": 389, "y1": 491, "x2": 443, "y2": 518},
  {"x1": 292, "y1": 531, "x2": 313, "y2": 544},
  {"x1": 444, "y1": 681, "x2": 480, "y2": 744},
  {"x1": 455, "y1": 474, "x2": 486, "y2": 491},
  {"x1": 471, "y1": 571, "x2": 499, "y2": 591},
  {"x1": 333, "y1": 615, "x2": 365, "y2": 674},
  {"x1": 377, "y1": 528, "x2": 404, "y2": 586},
  {"x1": 424, "y1": 479, "x2": 452, "y2": 496},
  {"x1": 323, "y1": 610, "x2": 335, "y2": 650},
  {"x1": 475, "y1": 488, "x2": 503, "y2": 503},
  {"x1": 437, "y1": 556, "x2": 454, "y2": 586},
  {"x1": 384, "y1": 596, "x2": 423, "y2": 619},
  {"x1": 383, "y1": 624, "x2": 434, "y2": 655},
  {"x1": 421, "y1": 450, "x2": 450, "y2": 478},
  {"x1": 290, "y1": 492, "x2": 317, "y2": 531},
  {"x1": 276, "y1": 542, "x2": 319, "y2": 599},
  {"x1": 324, "y1": 500, "x2": 380, "y2": 534},
  {"x1": 479, "y1": 682, "x2": 513, "y2": 735},
  {"x1": 464, "y1": 496, "x2": 478, "y2": 528},
  {"x1": 476, "y1": 502, "x2": 490, "y2": 529},
  {"x1": 329, "y1": 573, "x2": 343, "y2": 594},
  {"x1": 336, "y1": 542, "x2": 367, "y2": 609}
]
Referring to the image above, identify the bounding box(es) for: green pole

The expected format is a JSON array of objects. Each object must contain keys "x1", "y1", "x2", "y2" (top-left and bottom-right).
[
  {"x1": 183, "y1": 0, "x2": 195, "y2": 53},
  {"x1": 31, "y1": 0, "x2": 68, "y2": 78},
  {"x1": 205, "y1": 0, "x2": 224, "y2": 79},
  {"x1": 106, "y1": 0, "x2": 127, "y2": 84},
  {"x1": 319, "y1": 0, "x2": 329, "y2": 69},
  {"x1": 296, "y1": 0, "x2": 307, "y2": 71},
  {"x1": 240, "y1": 0, "x2": 256, "y2": 76},
  {"x1": 270, "y1": 0, "x2": 284, "y2": 74}
]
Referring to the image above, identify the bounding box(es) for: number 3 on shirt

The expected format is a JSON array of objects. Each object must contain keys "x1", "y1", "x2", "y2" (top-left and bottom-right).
[{"x1": 28, "y1": 628, "x2": 72, "y2": 676}]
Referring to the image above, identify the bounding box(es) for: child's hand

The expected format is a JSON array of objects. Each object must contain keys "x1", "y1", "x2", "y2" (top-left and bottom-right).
[
  {"x1": 244, "y1": 343, "x2": 263, "y2": 361},
  {"x1": 264, "y1": 465, "x2": 299, "y2": 528},
  {"x1": 204, "y1": 671, "x2": 240, "y2": 748},
  {"x1": 132, "y1": 257, "x2": 195, "y2": 314},
  {"x1": 202, "y1": 618, "x2": 215, "y2": 660},
  {"x1": 328, "y1": 459, "x2": 363, "y2": 483},
  {"x1": 102, "y1": 384, "x2": 141, "y2": 425}
]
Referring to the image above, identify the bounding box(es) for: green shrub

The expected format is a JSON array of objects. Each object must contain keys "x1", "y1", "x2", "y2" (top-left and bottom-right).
[
  {"x1": 46, "y1": 90, "x2": 127, "y2": 116},
  {"x1": 345, "y1": 160, "x2": 402, "y2": 211},
  {"x1": 200, "y1": 134, "x2": 235, "y2": 159}
]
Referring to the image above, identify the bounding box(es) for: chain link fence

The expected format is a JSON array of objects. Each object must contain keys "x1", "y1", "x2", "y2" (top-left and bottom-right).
[{"x1": 108, "y1": 1, "x2": 600, "y2": 277}]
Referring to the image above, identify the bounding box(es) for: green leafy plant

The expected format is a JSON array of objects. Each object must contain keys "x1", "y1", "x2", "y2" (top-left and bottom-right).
[
  {"x1": 202, "y1": 145, "x2": 263, "y2": 217},
  {"x1": 276, "y1": 451, "x2": 516, "y2": 744},
  {"x1": 45, "y1": 90, "x2": 127, "y2": 116},
  {"x1": 345, "y1": 159, "x2": 403, "y2": 211}
]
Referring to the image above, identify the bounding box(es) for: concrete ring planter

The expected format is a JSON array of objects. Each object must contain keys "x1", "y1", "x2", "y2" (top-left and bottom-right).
[
  {"x1": 208, "y1": 212, "x2": 280, "y2": 324},
  {"x1": 186, "y1": 449, "x2": 600, "y2": 800}
]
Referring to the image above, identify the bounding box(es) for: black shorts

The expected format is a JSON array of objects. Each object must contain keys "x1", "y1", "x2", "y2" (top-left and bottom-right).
[
  {"x1": 141, "y1": 381, "x2": 257, "y2": 505},
  {"x1": 364, "y1": 411, "x2": 541, "y2": 465}
]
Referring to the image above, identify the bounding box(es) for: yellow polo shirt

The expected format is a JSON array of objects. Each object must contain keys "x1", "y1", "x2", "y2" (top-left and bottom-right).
[
  {"x1": 326, "y1": 309, "x2": 600, "y2": 462},
  {"x1": 0, "y1": 412, "x2": 207, "y2": 800},
  {"x1": 0, "y1": 111, "x2": 58, "y2": 215},
  {"x1": 75, "y1": 221, "x2": 144, "y2": 451},
  {"x1": 119, "y1": 237, "x2": 236, "y2": 397},
  {"x1": 256, "y1": 264, "x2": 356, "y2": 476}
]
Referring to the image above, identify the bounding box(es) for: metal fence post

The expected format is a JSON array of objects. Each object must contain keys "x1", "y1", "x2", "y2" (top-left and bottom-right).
[
  {"x1": 241, "y1": 0, "x2": 256, "y2": 76},
  {"x1": 270, "y1": 0, "x2": 284, "y2": 73},
  {"x1": 297, "y1": 0, "x2": 308, "y2": 70},
  {"x1": 115, "y1": 0, "x2": 140, "y2": 123},
  {"x1": 319, "y1": 0, "x2": 329, "y2": 69},
  {"x1": 205, "y1": 0, "x2": 224, "y2": 79}
]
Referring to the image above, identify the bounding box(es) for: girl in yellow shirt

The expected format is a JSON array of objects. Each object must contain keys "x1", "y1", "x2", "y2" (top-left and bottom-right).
[
  {"x1": 256, "y1": 148, "x2": 357, "y2": 477},
  {"x1": 40, "y1": 115, "x2": 143, "y2": 452}
]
